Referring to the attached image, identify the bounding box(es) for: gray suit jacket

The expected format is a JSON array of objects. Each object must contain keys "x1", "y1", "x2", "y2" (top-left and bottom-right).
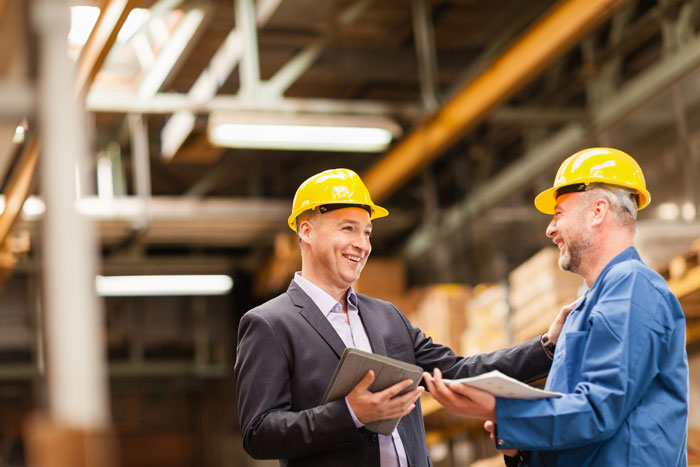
[{"x1": 235, "y1": 281, "x2": 551, "y2": 467}]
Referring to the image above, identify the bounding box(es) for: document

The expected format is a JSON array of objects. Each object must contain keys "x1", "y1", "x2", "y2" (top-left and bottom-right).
[
  {"x1": 322, "y1": 348, "x2": 424, "y2": 435},
  {"x1": 444, "y1": 370, "x2": 563, "y2": 399}
]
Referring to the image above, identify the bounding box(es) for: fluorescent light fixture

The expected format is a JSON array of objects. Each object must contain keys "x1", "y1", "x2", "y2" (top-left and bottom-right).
[
  {"x1": 657, "y1": 202, "x2": 679, "y2": 220},
  {"x1": 69, "y1": 6, "x2": 100, "y2": 48},
  {"x1": 95, "y1": 274, "x2": 233, "y2": 297},
  {"x1": 681, "y1": 202, "x2": 697, "y2": 221},
  {"x1": 208, "y1": 112, "x2": 401, "y2": 152},
  {"x1": 0, "y1": 195, "x2": 46, "y2": 220}
]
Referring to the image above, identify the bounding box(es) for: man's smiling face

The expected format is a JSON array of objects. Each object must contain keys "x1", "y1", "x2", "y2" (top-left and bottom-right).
[{"x1": 306, "y1": 206, "x2": 372, "y2": 293}]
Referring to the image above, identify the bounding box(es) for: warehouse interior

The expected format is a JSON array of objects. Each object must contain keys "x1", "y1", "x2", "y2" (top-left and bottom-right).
[{"x1": 1, "y1": 0, "x2": 700, "y2": 465}]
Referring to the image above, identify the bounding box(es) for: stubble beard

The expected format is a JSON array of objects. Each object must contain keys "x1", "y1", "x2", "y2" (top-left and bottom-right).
[{"x1": 558, "y1": 225, "x2": 593, "y2": 275}]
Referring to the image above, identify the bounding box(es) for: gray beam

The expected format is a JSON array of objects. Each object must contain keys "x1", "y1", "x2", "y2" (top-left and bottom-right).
[
  {"x1": 87, "y1": 92, "x2": 422, "y2": 119},
  {"x1": 261, "y1": 0, "x2": 372, "y2": 98},
  {"x1": 236, "y1": 0, "x2": 261, "y2": 99},
  {"x1": 411, "y1": 0, "x2": 439, "y2": 111}
]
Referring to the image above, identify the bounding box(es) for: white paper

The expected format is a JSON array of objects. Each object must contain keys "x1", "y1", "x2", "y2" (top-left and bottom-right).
[{"x1": 444, "y1": 370, "x2": 563, "y2": 399}]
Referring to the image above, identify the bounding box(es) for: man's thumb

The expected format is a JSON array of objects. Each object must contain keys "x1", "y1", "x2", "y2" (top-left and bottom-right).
[{"x1": 357, "y1": 370, "x2": 375, "y2": 390}]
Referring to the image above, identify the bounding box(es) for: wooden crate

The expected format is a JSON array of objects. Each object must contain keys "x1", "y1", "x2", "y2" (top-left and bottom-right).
[
  {"x1": 509, "y1": 247, "x2": 581, "y2": 343},
  {"x1": 354, "y1": 258, "x2": 407, "y2": 300},
  {"x1": 461, "y1": 284, "x2": 510, "y2": 355},
  {"x1": 413, "y1": 285, "x2": 471, "y2": 353},
  {"x1": 508, "y1": 247, "x2": 581, "y2": 310}
]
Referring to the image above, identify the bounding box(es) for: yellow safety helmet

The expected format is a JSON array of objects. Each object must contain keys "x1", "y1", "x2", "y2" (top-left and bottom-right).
[
  {"x1": 534, "y1": 147, "x2": 651, "y2": 215},
  {"x1": 288, "y1": 168, "x2": 389, "y2": 231}
]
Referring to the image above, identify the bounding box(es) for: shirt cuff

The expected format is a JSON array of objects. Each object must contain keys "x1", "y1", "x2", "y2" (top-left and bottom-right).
[{"x1": 345, "y1": 397, "x2": 365, "y2": 428}]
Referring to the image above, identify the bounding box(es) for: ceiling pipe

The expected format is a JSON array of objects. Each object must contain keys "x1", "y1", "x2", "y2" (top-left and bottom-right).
[{"x1": 362, "y1": 0, "x2": 628, "y2": 202}]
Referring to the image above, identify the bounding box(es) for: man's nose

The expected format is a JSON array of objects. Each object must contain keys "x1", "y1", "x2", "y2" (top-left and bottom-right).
[
  {"x1": 545, "y1": 218, "x2": 556, "y2": 238},
  {"x1": 354, "y1": 232, "x2": 370, "y2": 251}
]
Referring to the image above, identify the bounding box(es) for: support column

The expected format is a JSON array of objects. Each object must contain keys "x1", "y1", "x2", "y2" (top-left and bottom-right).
[{"x1": 27, "y1": 1, "x2": 114, "y2": 466}]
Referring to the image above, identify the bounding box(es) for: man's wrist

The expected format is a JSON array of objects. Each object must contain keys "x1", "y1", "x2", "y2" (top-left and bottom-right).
[{"x1": 541, "y1": 333, "x2": 556, "y2": 358}]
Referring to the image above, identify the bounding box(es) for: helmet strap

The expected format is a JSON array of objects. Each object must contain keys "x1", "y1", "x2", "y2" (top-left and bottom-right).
[
  {"x1": 318, "y1": 204, "x2": 372, "y2": 216},
  {"x1": 555, "y1": 183, "x2": 587, "y2": 198}
]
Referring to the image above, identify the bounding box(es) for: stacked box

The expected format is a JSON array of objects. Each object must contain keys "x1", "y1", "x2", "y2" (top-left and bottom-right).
[
  {"x1": 460, "y1": 284, "x2": 510, "y2": 356},
  {"x1": 412, "y1": 285, "x2": 471, "y2": 353},
  {"x1": 354, "y1": 258, "x2": 414, "y2": 317},
  {"x1": 354, "y1": 258, "x2": 406, "y2": 299},
  {"x1": 509, "y1": 247, "x2": 582, "y2": 342}
]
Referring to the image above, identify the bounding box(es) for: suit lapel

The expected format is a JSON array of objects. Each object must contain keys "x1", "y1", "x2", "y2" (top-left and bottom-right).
[
  {"x1": 287, "y1": 281, "x2": 346, "y2": 359},
  {"x1": 357, "y1": 295, "x2": 386, "y2": 356}
]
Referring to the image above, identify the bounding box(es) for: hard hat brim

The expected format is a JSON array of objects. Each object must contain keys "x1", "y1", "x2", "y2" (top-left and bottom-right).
[
  {"x1": 534, "y1": 186, "x2": 558, "y2": 215},
  {"x1": 288, "y1": 202, "x2": 389, "y2": 232}
]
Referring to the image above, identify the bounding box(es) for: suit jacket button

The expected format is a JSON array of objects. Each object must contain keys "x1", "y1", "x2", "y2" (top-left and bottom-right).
[{"x1": 370, "y1": 433, "x2": 378, "y2": 442}]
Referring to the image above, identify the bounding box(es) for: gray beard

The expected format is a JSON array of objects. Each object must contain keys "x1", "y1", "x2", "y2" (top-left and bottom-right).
[{"x1": 557, "y1": 229, "x2": 593, "y2": 274}]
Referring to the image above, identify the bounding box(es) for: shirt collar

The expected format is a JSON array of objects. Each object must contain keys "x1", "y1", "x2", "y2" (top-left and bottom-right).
[
  {"x1": 293, "y1": 272, "x2": 358, "y2": 317},
  {"x1": 590, "y1": 246, "x2": 640, "y2": 291}
]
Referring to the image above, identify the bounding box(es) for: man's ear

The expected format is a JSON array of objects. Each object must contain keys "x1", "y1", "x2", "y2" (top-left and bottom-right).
[
  {"x1": 297, "y1": 218, "x2": 313, "y2": 245},
  {"x1": 589, "y1": 198, "x2": 609, "y2": 227}
]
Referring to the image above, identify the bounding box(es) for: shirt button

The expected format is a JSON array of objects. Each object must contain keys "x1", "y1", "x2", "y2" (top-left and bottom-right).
[{"x1": 498, "y1": 439, "x2": 504, "y2": 446}]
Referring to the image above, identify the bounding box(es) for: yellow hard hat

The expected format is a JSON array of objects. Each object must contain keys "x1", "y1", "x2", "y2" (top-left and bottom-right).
[
  {"x1": 288, "y1": 168, "x2": 389, "y2": 231},
  {"x1": 534, "y1": 147, "x2": 651, "y2": 215}
]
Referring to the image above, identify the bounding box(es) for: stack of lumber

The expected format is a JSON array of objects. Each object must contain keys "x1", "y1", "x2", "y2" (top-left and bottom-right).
[
  {"x1": 509, "y1": 247, "x2": 581, "y2": 342},
  {"x1": 354, "y1": 258, "x2": 414, "y2": 315},
  {"x1": 460, "y1": 284, "x2": 510, "y2": 355},
  {"x1": 411, "y1": 284, "x2": 471, "y2": 353}
]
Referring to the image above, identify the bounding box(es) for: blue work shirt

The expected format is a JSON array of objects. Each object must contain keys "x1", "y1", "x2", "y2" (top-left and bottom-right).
[{"x1": 496, "y1": 247, "x2": 688, "y2": 466}]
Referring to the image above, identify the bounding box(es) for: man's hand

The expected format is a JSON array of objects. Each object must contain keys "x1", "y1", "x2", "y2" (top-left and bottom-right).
[
  {"x1": 546, "y1": 300, "x2": 577, "y2": 344},
  {"x1": 346, "y1": 370, "x2": 424, "y2": 424},
  {"x1": 422, "y1": 368, "x2": 496, "y2": 420},
  {"x1": 484, "y1": 420, "x2": 518, "y2": 457}
]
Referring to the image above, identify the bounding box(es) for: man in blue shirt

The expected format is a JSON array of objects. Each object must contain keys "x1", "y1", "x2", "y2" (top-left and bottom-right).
[{"x1": 424, "y1": 148, "x2": 689, "y2": 466}]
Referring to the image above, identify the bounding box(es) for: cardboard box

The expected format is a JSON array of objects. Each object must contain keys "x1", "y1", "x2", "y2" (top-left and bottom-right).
[
  {"x1": 354, "y1": 258, "x2": 407, "y2": 300},
  {"x1": 461, "y1": 284, "x2": 510, "y2": 355},
  {"x1": 413, "y1": 285, "x2": 470, "y2": 353}
]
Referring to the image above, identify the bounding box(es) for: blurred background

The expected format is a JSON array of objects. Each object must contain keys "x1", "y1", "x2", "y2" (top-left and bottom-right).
[{"x1": 1, "y1": 0, "x2": 700, "y2": 465}]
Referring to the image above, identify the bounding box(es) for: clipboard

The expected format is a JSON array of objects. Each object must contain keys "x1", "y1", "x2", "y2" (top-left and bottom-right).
[
  {"x1": 322, "y1": 348, "x2": 423, "y2": 435},
  {"x1": 444, "y1": 370, "x2": 563, "y2": 399}
]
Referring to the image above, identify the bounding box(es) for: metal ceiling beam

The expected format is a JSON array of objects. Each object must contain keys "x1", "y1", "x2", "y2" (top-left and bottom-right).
[
  {"x1": 236, "y1": 0, "x2": 261, "y2": 99},
  {"x1": 89, "y1": 89, "x2": 586, "y2": 125},
  {"x1": 137, "y1": 2, "x2": 210, "y2": 98},
  {"x1": 160, "y1": 0, "x2": 281, "y2": 159},
  {"x1": 402, "y1": 30, "x2": 700, "y2": 260},
  {"x1": 261, "y1": 0, "x2": 372, "y2": 98},
  {"x1": 88, "y1": 92, "x2": 423, "y2": 118},
  {"x1": 362, "y1": 0, "x2": 627, "y2": 202},
  {"x1": 411, "y1": 0, "x2": 439, "y2": 111},
  {"x1": 75, "y1": 0, "x2": 138, "y2": 96}
]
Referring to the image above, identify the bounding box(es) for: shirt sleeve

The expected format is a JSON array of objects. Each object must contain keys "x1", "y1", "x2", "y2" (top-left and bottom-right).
[
  {"x1": 495, "y1": 269, "x2": 668, "y2": 450},
  {"x1": 345, "y1": 397, "x2": 365, "y2": 428}
]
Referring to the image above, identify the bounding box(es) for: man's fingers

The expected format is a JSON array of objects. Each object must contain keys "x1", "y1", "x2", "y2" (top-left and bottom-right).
[
  {"x1": 354, "y1": 370, "x2": 375, "y2": 392},
  {"x1": 378, "y1": 378, "x2": 416, "y2": 400}
]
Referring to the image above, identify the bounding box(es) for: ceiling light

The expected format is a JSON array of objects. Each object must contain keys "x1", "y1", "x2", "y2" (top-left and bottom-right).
[
  {"x1": 208, "y1": 112, "x2": 401, "y2": 152},
  {"x1": 95, "y1": 274, "x2": 233, "y2": 297},
  {"x1": 657, "y1": 202, "x2": 679, "y2": 220}
]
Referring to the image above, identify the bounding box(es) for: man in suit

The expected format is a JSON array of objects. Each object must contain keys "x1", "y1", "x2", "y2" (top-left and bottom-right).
[{"x1": 235, "y1": 168, "x2": 569, "y2": 467}]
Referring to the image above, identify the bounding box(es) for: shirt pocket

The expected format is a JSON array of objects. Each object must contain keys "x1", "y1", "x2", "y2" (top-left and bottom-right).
[{"x1": 563, "y1": 330, "x2": 589, "y2": 392}]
